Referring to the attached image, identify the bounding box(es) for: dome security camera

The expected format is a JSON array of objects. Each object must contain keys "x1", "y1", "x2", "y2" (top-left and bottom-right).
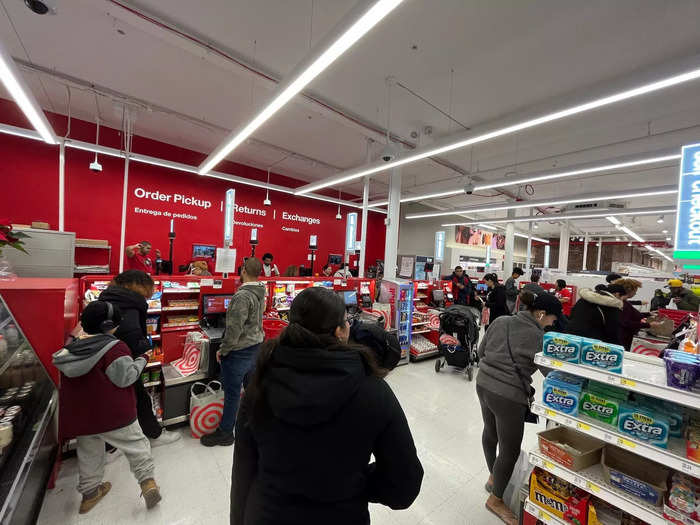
[
  {"x1": 24, "y1": 0, "x2": 57, "y2": 15},
  {"x1": 379, "y1": 142, "x2": 398, "y2": 163},
  {"x1": 464, "y1": 177, "x2": 475, "y2": 195}
]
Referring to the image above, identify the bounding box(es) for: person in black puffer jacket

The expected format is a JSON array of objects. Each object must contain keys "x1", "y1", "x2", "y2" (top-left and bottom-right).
[
  {"x1": 484, "y1": 273, "x2": 509, "y2": 328},
  {"x1": 566, "y1": 286, "x2": 624, "y2": 344},
  {"x1": 99, "y1": 270, "x2": 180, "y2": 447},
  {"x1": 231, "y1": 287, "x2": 423, "y2": 525}
]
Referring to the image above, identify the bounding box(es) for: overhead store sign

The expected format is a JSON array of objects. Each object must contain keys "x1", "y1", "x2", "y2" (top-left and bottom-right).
[{"x1": 674, "y1": 143, "x2": 700, "y2": 259}]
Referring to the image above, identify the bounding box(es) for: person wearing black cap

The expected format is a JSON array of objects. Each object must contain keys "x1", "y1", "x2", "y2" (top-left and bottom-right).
[
  {"x1": 476, "y1": 291, "x2": 562, "y2": 525},
  {"x1": 566, "y1": 285, "x2": 623, "y2": 344},
  {"x1": 52, "y1": 301, "x2": 161, "y2": 514}
]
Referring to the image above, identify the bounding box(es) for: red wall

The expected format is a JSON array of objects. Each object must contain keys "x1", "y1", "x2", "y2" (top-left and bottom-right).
[{"x1": 0, "y1": 99, "x2": 385, "y2": 274}]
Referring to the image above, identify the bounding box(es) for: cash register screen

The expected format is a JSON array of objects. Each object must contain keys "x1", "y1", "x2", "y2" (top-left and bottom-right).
[
  {"x1": 203, "y1": 294, "x2": 234, "y2": 314},
  {"x1": 342, "y1": 291, "x2": 358, "y2": 305},
  {"x1": 476, "y1": 283, "x2": 488, "y2": 293}
]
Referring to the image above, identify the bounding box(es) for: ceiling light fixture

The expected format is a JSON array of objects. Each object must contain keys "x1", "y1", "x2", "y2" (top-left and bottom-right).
[
  {"x1": 439, "y1": 206, "x2": 675, "y2": 227},
  {"x1": 662, "y1": 229, "x2": 668, "y2": 234},
  {"x1": 514, "y1": 232, "x2": 549, "y2": 243},
  {"x1": 606, "y1": 216, "x2": 621, "y2": 225},
  {"x1": 198, "y1": 0, "x2": 405, "y2": 174},
  {"x1": 533, "y1": 223, "x2": 539, "y2": 229},
  {"x1": 296, "y1": 62, "x2": 700, "y2": 195},
  {"x1": 405, "y1": 186, "x2": 677, "y2": 219},
  {"x1": 0, "y1": 40, "x2": 56, "y2": 144},
  {"x1": 336, "y1": 189, "x2": 343, "y2": 220},
  {"x1": 645, "y1": 244, "x2": 674, "y2": 262},
  {"x1": 619, "y1": 226, "x2": 645, "y2": 243}
]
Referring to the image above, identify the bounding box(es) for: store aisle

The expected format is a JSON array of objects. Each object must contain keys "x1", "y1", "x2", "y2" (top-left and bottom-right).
[{"x1": 38, "y1": 360, "x2": 546, "y2": 525}]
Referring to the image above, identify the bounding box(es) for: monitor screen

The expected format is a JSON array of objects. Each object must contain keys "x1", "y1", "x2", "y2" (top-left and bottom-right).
[
  {"x1": 193, "y1": 244, "x2": 216, "y2": 258},
  {"x1": 328, "y1": 254, "x2": 343, "y2": 265},
  {"x1": 203, "y1": 294, "x2": 233, "y2": 315},
  {"x1": 342, "y1": 291, "x2": 358, "y2": 305},
  {"x1": 476, "y1": 283, "x2": 488, "y2": 293}
]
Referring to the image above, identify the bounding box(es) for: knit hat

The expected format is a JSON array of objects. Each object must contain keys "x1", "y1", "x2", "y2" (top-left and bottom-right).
[
  {"x1": 81, "y1": 301, "x2": 122, "y2": 334},
  {"x1": 531, "y1": 292, "x2": 563, "y2": 317},
  {"x1": 668, "y1": 279, "x2": 683, "y2": 288}
]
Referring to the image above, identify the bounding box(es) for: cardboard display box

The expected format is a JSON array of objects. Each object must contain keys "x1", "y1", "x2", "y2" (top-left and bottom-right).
[
  {"x1": 602, "y1": 446, "x2": 669, "y2": 506},
  {"x1": 538, "y1": 426, "x2": 605, "y2": 472},
  {"x1": 76, "y1": 238, "x2": 109, "y2": 247}
]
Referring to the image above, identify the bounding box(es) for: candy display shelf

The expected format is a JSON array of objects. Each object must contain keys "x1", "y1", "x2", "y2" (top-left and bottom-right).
[
  {"x1": 529, "y1": 450, "x2": 667, "y2": 525},
  {"x1": 142, "y1": 381, "x2": 161, "y2": 388},
  {"x1": 531, "y1": 403, "x2": 700, "y2": 477},
  {"x1": 144, "y1": 361, "x2": 161, "y2": 370},
  {"x1": 534, "y1": 352, "x2": 700, "y2": 409},
  {"x1": 162, "y1": 306, "x2": 199, "y2": 312},
  {"x1": 523, "y1": 498, "x2": 566, "y2": 525}
]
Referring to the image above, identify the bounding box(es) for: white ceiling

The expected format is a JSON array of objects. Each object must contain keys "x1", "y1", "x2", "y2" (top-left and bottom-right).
[{"x1": 1, "y1": 0, "x2": 699, "y2": 239}]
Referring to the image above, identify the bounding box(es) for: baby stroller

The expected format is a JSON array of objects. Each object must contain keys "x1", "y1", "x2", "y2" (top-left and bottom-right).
[{"x1": 434, "y1": 304, "x2": 481, "y2": 380}]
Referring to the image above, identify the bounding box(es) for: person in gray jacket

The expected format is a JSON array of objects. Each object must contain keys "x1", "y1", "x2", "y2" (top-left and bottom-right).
[
  {"x1": 202, "y1": 257, "x2": 266, "y2": 447},
  {"x1": 504, "y1": 267, "x2": 523, "y2": 313},
  {"x1": 476, "y1": 291, "x2": 562, "y2": 525}
]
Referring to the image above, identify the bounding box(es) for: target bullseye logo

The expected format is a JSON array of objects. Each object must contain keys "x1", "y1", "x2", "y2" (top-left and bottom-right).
[
  {"x1": 428, "y1": 314, "x2": 440, "y2": 330},
  {"x1": 190, "y1": 401, "x2": 224, "y2": 438}
]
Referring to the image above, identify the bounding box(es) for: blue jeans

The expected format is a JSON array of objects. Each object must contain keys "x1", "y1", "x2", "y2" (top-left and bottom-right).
[{"x1": 219, "y1": 344, "x2": 259, "y2": 433}]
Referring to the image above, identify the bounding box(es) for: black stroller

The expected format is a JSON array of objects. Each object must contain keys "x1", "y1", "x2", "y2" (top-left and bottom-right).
[{"x1": 434, "y1": 304, "x2": 481, "y2": 380}]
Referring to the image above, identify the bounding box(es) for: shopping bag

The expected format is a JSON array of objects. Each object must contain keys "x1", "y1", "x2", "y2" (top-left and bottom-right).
[
  {"x1": 502, "y1": 449, "x2": 534, "y2": 515},
  {"x1": 481, "y1": 307, "x2": 490, "y2": 326},
  {"x1": 189, "y1": 381, "x2": 224, "y2": 438},
  {"x1": 171, "y1": 332, "x2": 208, "y2": 377}
]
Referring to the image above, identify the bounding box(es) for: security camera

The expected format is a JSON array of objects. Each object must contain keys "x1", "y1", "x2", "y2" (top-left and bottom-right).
[
  {"x1": 89, "y1": 160, "x2": 103, "y2": 173},
  {"x1": 24, "y1": 0, "x2": 57, "y2": 15},
  {"x1": 464, "y1": 178, "x2": 475, "y2": 195},
  {"x1": 379, "y1": 143, "x2": 398, "y2": 163}
]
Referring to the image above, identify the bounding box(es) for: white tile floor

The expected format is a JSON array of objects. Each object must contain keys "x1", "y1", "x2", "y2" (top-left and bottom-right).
[{"x1": 38, "y1": 359, "x2": 546, "y2": 525}]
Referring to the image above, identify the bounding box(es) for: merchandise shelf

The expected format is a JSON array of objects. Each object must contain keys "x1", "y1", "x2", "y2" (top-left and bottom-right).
[
  {"x1": 531, "y1": 403, "x2": 700, "y2": 477},
  {"x1": 411, "y1": 329, "x2": 431, "y2": 335},
  {"x1": 144, "y1": 361, "x2": 161, "y2": 369},
  {"x1": 162, "y1": 288, "x2": 199, "y2": 294},
  {"x1": 534, "y1": 352, "x2": 700, "y2": 409},
  {"x1": 161, "y1": 306, "x2": 198, "y2": 312},
  {"x1": 147, "y1": 308, "x2": 161, "y2": 314},
  {"x1": 411, "y1": 321, "x2": 430, "y2": 327},
  {"x1": 529, "y1": 450, "x2": 666, "y2": 525},
  {"x1": 74, "y1": 244, "x2": 111, "y2": 249},
  {"x1": 142, "y1": 381, "x2": 160, "y2": 388},
  {"x1": 523, "y1": 498, "x2": 566, "y2": 525},
  {"x1": 150, "y1": 334, "x2": 160, "y2": 341}
]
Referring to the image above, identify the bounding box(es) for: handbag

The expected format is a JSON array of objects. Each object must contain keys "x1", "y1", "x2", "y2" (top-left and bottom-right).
[
  {"x1": 189, "y1": 381, "x2": 224, "y2": 438},
  {"x1": 504, "y1": 323, "x2": 539, "y2": 424}
]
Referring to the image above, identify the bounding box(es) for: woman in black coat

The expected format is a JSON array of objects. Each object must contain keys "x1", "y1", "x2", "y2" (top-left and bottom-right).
[
  {"x1": 99, "y1": 270, "x2": 179, "y2": 446},
  {"x1": 484, "y1": 273, "x2": 509, "y2": 328},
  {"x1": 231, "y1": 287, "x2": 423, "y2": 525},
  {"x1": 566, "y1": 285, "x2": 624, "y2": 344}
]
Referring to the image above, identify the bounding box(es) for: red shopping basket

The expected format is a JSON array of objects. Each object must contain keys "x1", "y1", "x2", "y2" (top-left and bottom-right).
[
  {"x1": 263, "y1": 318, "x2": 288, "y2": 340},
  {"x1": 657, "y1": 308, "x2": 699, "y2": 329}
]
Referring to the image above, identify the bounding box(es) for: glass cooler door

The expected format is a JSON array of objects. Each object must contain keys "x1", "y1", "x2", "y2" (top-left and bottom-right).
[{"x1": 0, "y1": 296, "x2": 58, "y2": 524}]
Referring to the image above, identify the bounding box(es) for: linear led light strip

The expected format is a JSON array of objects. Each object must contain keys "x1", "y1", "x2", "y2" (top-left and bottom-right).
[
  {"x1": 198, "y1": 0, "x2": 404, "y2": 174},
  {"x1": 405, "y1": 186, "x2": 677, "y2": 219},
  {"x1": 645, "y1": 244, "x2": 674, "y2": 262},
  {"x1": 440, "y1": 206, "x2": 676, "y2": 227},
  {"x1": 296, "y1": 64, "x2": 700, "y2": 195},
  {"x1": 366, "y1": 152, "x2": 681, "y2": 207},
  {"x1": 0, "y1": 40, "x2": 56, "y2": 144}
]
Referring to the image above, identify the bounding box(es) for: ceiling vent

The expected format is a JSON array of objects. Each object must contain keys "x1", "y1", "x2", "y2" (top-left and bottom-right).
[{"x1": 564, "y1": 200, "x2": 626, "y2": 211}]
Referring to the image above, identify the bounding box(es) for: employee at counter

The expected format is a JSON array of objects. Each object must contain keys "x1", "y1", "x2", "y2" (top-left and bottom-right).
[{"x1": 262, "y1": 253, "x2": 280, "y2": 277}]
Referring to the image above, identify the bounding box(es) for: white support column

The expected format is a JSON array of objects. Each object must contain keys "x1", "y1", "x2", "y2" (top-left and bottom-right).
[
  {"x1": 359, "y1": 176, "x2": 369, "y2": 277},
  {"x1": 558, "y1": 221, "x2": 570, "y2": 273},
  {"x1": 582, "y1": 235, "x2": 589, "y2": 271},
  {"x1": 596, "y1": 237, "x2": 602, "y2": 271},
  {"x1": 118, "y1": 156, "x2": 130, "y2": 273},
  {"x1": 504, "y1": 213, "x2": 515, "y2": 278},
  {"x1": 58, "y1": 140, "x2": 65, "y2": 232},
  {"x1": 383, "y1": 167, "x2": 401, "y2": 279}
]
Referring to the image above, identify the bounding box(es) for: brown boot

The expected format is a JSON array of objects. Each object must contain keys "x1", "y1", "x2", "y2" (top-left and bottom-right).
[
  {"x1": 79, "y1": 482, "x2": 111, "y2": 514},
  {"x1": 140, "y1": 478, "x2": 161, "y2": 509},
  {"x1": 485, "y1": 494, "x2": 518, "y2": 525}
]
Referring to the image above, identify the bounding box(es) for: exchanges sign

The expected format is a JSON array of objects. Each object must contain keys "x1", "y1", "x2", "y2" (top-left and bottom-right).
[{"x1": 674, "y1": 143, "x2": 700, "y2": 259}]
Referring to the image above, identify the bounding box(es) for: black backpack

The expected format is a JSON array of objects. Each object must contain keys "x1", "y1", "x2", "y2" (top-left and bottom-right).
[{"x1": 350, "y1": 320, "x2": 401, "y2": 370}]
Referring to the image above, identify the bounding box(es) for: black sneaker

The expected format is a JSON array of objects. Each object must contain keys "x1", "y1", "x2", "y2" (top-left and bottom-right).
[{"x1": 200, "y1": 429, "x2": 234, "y2": 447}]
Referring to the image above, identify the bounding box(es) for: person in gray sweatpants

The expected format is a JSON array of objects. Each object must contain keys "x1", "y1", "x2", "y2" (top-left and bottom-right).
[{"x1": 53, "y1": 301, "x2": 161, "y2": 515}]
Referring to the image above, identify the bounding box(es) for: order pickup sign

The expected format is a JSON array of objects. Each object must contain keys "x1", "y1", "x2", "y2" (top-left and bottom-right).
[{"x1": 674, "y1": 143, "x2": 700, "y2": 259}]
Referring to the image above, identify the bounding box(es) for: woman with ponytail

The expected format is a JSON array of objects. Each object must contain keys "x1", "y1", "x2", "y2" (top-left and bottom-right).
[{"x1": 231, "y1": 287, "x2": 423, "y2": 525}]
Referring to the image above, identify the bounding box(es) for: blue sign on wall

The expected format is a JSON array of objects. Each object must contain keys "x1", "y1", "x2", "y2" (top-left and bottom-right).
[{"x1": 674, "y1": 143, "x2": 700, "y2": 259}]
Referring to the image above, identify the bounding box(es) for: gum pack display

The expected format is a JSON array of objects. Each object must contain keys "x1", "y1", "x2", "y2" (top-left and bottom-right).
[
  {"x1": 580, "y1": 339, "x2": 624, "y2": 374},
  {"x1": 617, "y1": 404, "x2": 670, "y2": 448},
  {"x1": 543, "y1": 372, "x2": 585, "y2": 416},
  {"x1": 542, "y1": 332, "x2": 582, "y2": 362}
]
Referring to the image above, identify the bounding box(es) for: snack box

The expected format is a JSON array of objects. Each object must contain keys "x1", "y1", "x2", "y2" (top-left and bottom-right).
[
  {"x1": 664, "y1": 351, "x2": 700, "y2": 391},
  {"x1": 538, "y1": 426, "x2": 604, "y2": 471},
  {"x1": 542, "y1": 372, "x2": 585, "y2": 416},
  {"x1": 602, "y1": 446, "x2": 669, "y2": 506},
  {"x1": 618, "y1": 403, "x2": 670, "y2": 448},
  {"x1": 579, "y1": 338, "x2": 624, "y2": 374},
  {"x1": 529, "y1": 468, "x2": 590, "y2": 523},
  {"x1": 542, "y1": 332, "x2": 582, "y2": 362}
]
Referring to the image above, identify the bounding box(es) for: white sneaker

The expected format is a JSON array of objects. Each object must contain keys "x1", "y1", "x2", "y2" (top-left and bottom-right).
[
  {"x1": 149, "y1": 430, "x2": 181, "y2": 447},
  {"x1": 105, "y1": 448, "x2": 123, "y2": 464}
]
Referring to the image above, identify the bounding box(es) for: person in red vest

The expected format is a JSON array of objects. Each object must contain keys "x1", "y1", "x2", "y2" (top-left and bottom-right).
[
  {"x1": 125, "y1": 241, "x2": 161, "y2": 274},
  {"x1": 555, "y1": 279, "x2": 573, "y2": 317}
]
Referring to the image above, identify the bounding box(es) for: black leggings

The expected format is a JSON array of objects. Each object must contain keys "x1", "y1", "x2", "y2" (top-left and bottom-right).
[
  {"x1": 134, "y1": 380, "x2": 162, "y2": 439},
  {"x1": 476, "y1": 385, "x2": 527, "y2": 499}
]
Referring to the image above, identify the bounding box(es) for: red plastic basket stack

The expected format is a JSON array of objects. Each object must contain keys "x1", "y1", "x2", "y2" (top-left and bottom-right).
[
  {"x1": 263, "y1": 317, "x2": 288, "y2": 340},
  {"x1": 657, "y1": 308, "x2": 699, "y2": 329}
]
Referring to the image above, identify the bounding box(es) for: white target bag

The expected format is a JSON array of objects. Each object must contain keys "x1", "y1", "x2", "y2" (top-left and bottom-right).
[
  {"x1": 172, "y1": 332, "x2": 208, "y2": 377},
  {"x1": 189, "y1": 381, "x2": 224, "y2": 439}
]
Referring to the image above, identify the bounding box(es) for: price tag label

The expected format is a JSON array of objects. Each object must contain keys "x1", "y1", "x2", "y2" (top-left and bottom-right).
[
  {"x1": 545, "y1": 409, "x2": 557, "y2": 418},
  {"x1": 530, "y1": 455, "x2": 542, "y2": 467},
  {"x1": 603, "y1": 432, "x2": 614, "y2": 442},
  {"x1": 620, "y1": 378, "x2": 636, "y2": 387},
  {"x1": 577, "y1": 422, "x2": 591, "y2": 432},
  {"x1": 617, "y1": 438, "x2": 636, "y2": 449},
  {"x1": 539, "y1": 510, "x2": 552, "y2": 522},
  {"x1": 681, "y1": 462, "x2": 694, "y2": 474},
  {"x1": 564, "y1": 417, "x2": 573, "y2": 427},
  {"x1": 551, "y1": 359, "x2": 563, "y2": 368},
  {"x1": 544, "y1": 460, "x2": 556, "y2": 471},
  {"x1": 587, "y1": 482, "x2": 601, "y2": 493},
  {"x1": 533, "y1": 405, "x2": 544, "y2": 415},
  {"x1": 573, "y1": 475, "x2": 585, "y2": 487},
  {"x1": 605, "y1": 374, "x2": 619, "y2": 385}
]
